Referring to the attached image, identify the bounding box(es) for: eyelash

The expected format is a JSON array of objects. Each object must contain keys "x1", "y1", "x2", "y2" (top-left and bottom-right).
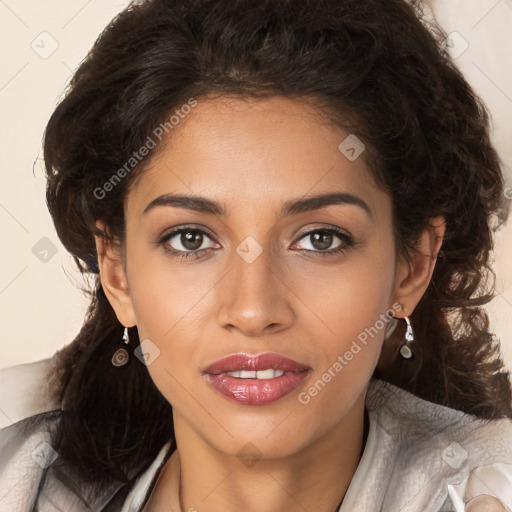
[{"x1": 157, "y1": 224, "x2": 354, "y2": 261}]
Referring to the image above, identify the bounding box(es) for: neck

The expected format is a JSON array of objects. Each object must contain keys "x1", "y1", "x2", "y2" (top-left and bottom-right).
[{"x1": 148, "y1": 391, "x2": 369, "y2": 512}]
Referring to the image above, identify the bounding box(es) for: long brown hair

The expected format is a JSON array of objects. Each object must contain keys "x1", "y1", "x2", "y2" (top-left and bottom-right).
[{"x1": 43, "y1": 0, "x2": 511, "y2": 488}]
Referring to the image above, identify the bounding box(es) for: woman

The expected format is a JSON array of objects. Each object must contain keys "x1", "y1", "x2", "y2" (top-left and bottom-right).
[{"x1": 1, "y1": 0, "x2": 511, "y2": 510}]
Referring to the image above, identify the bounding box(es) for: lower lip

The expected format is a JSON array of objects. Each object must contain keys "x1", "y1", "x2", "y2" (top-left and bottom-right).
[{"x1": 206, "y1": 371, "x2": 310, "y2": 405}]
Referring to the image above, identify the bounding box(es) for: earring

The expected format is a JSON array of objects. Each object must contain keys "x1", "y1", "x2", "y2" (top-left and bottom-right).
[
  {"x1": 399, "y1": 316, "x2": 414, "y2": 359},
  {"x1": 112, "y1": 327, "x2": 130, "y2": 367}
]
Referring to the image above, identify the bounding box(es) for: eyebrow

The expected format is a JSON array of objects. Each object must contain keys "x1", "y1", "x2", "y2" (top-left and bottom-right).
[{"x1": 143, "y1": 192, "x2": 372, "y2": 219}]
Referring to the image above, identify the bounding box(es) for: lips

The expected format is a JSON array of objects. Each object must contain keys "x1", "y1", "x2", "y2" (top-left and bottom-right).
[
  {"x1": 203, "y1": 353, "x2": 311, "y2": 405},
  {"x1": 203, "y1": 353, "x2": 310, "y2": 374}
]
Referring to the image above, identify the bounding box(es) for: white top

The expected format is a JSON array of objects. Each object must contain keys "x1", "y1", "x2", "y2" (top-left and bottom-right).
[
  {"x1": 121, "y1": 379, "x2": 512, "y2": 512},
  {"x1": 1, "y1": 362, "x2": 511, "y2": 511}
]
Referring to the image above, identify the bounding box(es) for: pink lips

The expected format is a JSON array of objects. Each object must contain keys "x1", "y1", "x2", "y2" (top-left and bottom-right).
[{"x1": 203, "y1": 353, "x2": 311, "y2": 405}]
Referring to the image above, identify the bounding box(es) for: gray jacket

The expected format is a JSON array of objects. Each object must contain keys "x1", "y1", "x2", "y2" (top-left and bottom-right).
[{"x1": 1, "y1": 364, "x2": 512, "y2": 511}]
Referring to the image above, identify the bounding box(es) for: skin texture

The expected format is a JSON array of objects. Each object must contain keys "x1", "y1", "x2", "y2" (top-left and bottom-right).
[
  {"x1": 96, "y1": 96, "x2": 445, "y2": 512},
  {"x1": 465, "y1": 495, "x2": 507, "y2": 512}
]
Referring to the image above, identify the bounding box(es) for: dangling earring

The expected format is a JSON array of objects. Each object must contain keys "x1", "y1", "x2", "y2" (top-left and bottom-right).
[
  {"x1": 112, "y1": 327, "x2": 130, "y2": 367},
  {"x1": 399, "y1": 316, "x2": 414, "y2": 359}
]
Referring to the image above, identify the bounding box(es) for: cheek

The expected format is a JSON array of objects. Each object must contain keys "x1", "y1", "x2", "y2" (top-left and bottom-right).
[
  {"x1": 125, "y1": 240, "x2": 212, "y2": 340},
  {"x1": 124, "y1": 246, "x2": 221, "y2": 398},
  {"x1": 292, "y1": 241, "x2": 397, "y2": 343},
  {"x1": 295, "y1": 270, "x2": 393, "y2": 389},
  {"x1": 290, "y1": 242, "x2": 397, "y2": 400}
]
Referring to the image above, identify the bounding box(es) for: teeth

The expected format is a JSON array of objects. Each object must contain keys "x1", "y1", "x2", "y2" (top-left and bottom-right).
[
  {"x1": 222, "y1": 369, "x2": 286, "y2": 379},
  {"x1": 256, "y1": 369, "x2": 282, "y2": 379}
]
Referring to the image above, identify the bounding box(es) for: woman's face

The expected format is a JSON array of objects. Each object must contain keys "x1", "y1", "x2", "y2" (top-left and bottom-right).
[{"x1": 116, "y1": 95, "x2": 410, "y2": 458}]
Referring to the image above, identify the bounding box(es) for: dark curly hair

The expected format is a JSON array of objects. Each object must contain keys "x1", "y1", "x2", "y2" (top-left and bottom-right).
[{"x1": 43, "y1": 0, "x2": 512, "y2": 489}]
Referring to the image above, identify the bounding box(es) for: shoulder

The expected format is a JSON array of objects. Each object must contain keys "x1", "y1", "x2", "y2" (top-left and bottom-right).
[
  {"x1": 0, "y1": 407, "x2": 135, "y2": 511},
  {"x1": 366, "y1": 378, "x2": 512, "y2": 458},
  {"x1": 0, "y1": 358, "x2": 65, "y2": 509},
  {"x1": 0, "y1": 409, "x2": 64, "y2": 510},
  {"x1": 362, "y1": 379, "x2": 512, "y2": 511},
  {"x1": 0, "y1": 409, "x2": 172, "y2": 512},
  {"x1": 0, "y1": 409, "x2": 63, "y2": 461},
  {"x1": 0, "y1": 358, "x2": 132, "y2": 511},
  {"x1": 0, "y1": 357, "x2": 59, "y2": 428}
]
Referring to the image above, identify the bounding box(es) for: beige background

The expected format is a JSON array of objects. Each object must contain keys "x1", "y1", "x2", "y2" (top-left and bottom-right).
[{"x1": 0, "y1": 0, "x2": 511, "y2": 374}]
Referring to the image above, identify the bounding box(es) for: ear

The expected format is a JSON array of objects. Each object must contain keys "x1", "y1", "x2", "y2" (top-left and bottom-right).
[
  {"x1": 391, "y1": 216, "x2": 445, "y2": 317},
  {"x1": 95, "y1": 220, "x2": 137, "y2": 327}
]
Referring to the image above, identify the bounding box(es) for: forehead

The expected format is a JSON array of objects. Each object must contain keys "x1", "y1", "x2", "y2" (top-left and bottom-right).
[{"x1": 125, "y1": 96, "x2": 388, "y2": 219}]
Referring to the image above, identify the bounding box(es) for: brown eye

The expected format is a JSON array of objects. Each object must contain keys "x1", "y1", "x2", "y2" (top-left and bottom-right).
[
  {"x1": 180, "y1": 231, "x2": 204, "y2": 251},
  {"x1": 293, "y1": 227, "x2": 355, "y2": 257},
  {"x1": 309, "y1": 231, "x2": 334, "y2": 251},
  {"x1": 294, "y1": 228, "x2": 352, "y2": 253},
  {"x1": 158, "y1": 226, "x2": 219, "y2": 256}
]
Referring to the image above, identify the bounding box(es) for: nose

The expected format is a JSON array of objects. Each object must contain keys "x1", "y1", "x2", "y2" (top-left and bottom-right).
[{"x1": 216, "y1": 243, "x2": 295, "y2": 337}]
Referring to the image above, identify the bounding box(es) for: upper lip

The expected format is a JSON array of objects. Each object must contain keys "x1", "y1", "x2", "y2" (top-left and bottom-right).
[{"x1": 203, "y1": 352, "x2": 311, "y2": 375}]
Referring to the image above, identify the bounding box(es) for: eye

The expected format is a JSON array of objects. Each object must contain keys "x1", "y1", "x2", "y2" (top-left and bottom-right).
[
  {"x1": 157, "y1": 224, "x2": 354, "y2": 261},
  {"x1": 292, "y1": 227, "x2": 354, "y2": 256},
  {"x1": 158, "y1": 225, "x2": 219, "y2": 259}
]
